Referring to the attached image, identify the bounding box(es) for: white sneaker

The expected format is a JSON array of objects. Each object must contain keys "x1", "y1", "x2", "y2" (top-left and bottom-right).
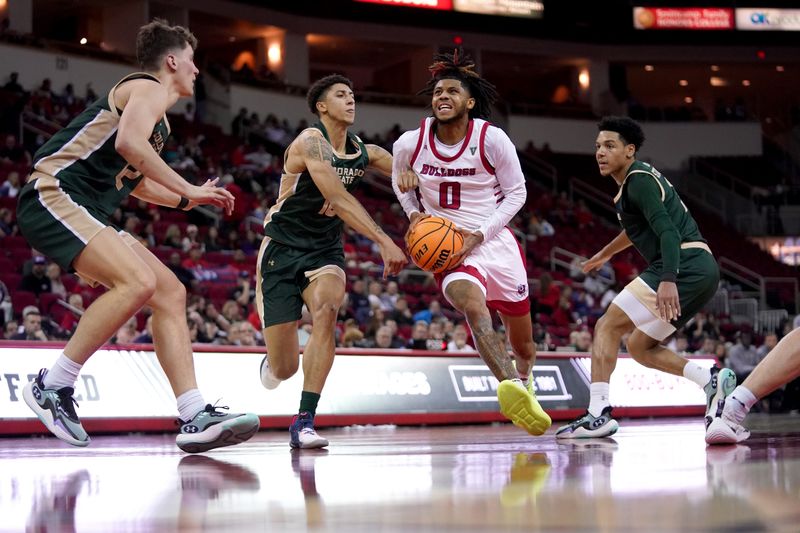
[
  {"x1": 705, "y1": 415, "x2": 750, "y2": 445},
  {"x1": 259, "y1": 356, "x2": 281, "y2": 390}
]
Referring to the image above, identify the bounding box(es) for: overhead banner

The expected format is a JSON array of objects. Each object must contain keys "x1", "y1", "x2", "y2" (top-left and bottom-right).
[
  {"x1": 736, "y1": 8, "x2": 800, "y2": 31},
  {"x1": 633, "y1": 7, "x2": 734, "y2": 30},
  {"x1": 453, "y1": 0, "x2": 543, "y2": 18},
  {"x1": 353, "y1": 0, "x2": 453, "y2": 10},
  {"x1": 353, "y1": 0, "x2": 543, "y2": 18}
]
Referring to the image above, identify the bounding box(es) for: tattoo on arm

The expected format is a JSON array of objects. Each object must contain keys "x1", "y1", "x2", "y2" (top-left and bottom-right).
[{"x1": 303, "y1": 135, "x2": 333, "y2": 163}]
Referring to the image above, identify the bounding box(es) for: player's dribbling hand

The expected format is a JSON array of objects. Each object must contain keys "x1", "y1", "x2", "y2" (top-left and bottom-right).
[
  {"x1": 656, "y1": 281, "x2": 681, "y2": 322},
  {"x1": 396, "y1": 166, "x2": 419, "y2": 193},
  {"x1": 449, "y1": 227, "x2": 484, "y2": 269},
  {"x1": 378, "y1": 240, "x2": 408, "y2": 279}
]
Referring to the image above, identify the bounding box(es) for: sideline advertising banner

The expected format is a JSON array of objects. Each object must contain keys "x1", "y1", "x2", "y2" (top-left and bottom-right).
[{"x1": 0, "y1": 346, "x2": 714, "y2": 431}]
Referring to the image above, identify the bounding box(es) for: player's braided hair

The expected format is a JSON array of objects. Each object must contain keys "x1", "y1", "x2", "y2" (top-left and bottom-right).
[{"x1": 419, "y1": 48, "x2": 499, "y2": 120}]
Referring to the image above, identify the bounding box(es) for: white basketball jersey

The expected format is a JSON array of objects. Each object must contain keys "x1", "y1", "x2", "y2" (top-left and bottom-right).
[{"x1": 408, "y1": 117, "x2": 502, "y2": 232}]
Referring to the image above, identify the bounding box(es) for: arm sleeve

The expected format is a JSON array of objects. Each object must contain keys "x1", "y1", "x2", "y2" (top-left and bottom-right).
[
  {"x1": 478, "y1": 127, "x2": 527, "y2": 242},
  {"x1": 627, "y1": 175, "x2": 681, "y2": 282},
  {"x1": 391, "y1": 132, "x2": 421, "y2": 219}
]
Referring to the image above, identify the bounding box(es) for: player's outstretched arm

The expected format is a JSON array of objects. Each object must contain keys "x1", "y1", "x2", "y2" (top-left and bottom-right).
[
  {"x1": 297, "y1": 131, "x2": 407, "y2": 278},
  {"x1": 116, "y1": 80, "x2": 234, "y2": 213},
  {"x1": 582, "y1": 230, "x2": 632, "y2": 273},
  {"x1": 132, "y1": 177, "x2": 233, "y2": 215},
  {"x1": 367, "y1": 143, "x2": 418, "y2": 194}
]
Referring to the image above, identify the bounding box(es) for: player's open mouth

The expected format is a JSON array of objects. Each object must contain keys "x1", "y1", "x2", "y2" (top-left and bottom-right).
[{"x1": 437, "y1": 104, "x2": 452, "y2": 111}]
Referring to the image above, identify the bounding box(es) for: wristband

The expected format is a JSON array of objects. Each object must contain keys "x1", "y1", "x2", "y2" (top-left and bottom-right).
[{"x1": 177, "y1": 196, "x2": 189, "y2": 210}]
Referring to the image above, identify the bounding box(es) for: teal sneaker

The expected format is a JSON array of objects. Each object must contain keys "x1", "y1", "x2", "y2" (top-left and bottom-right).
[
  {"x1": 176, "y1": 404, "x2": 260, "y2": 453},
  {"x1": 555, "y1": 407, "x2": 619, "y2": 439},
  {"x1": 23, "y1": 369, "x2": 90, "y2": 447},
  {"x1": 703, "y1": 367, "x2": 737, "y2": 429}
]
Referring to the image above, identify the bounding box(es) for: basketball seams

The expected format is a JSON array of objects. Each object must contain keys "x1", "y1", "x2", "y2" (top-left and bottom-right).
[{"x1": 407, "y1": 216, "x2": 461, "y2": 273}]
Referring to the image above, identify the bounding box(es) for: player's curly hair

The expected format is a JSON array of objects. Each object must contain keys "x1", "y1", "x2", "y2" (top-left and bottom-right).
[
  {"x1": 597, "y1": 116, "x2": 646, "y2": 152},
  {"x1": 307, "y1": 74, "x2": 353, "y2": 115},
  {"x1": 136, "y1": 19, "x2": 197, "y2": 72},
  {"x1": 419, "y1": 48, "x2": 499, "y2": 120}
]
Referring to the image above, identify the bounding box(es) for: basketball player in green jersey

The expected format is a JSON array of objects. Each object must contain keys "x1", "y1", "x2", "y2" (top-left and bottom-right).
[
  {"x1": 556, "y1": 116, "x2": 735, "y2": 439},
  {"x1": 257, "y1": 74, "x2": 408, "y2": 448},
  {"x1": 18, "y1": 19, "x2": 259, "y2": 453}
]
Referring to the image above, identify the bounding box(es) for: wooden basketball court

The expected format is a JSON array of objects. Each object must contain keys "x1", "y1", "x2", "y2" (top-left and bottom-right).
[{"x1": 2, "y1": 414, "x2": 799, "y2": 531}]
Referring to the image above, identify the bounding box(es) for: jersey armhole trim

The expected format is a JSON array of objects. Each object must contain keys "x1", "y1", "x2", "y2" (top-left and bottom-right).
[
  {"x1": 409, "y1": 118, "x2": 426, "y2": 168},
  {"x1": 478, "y1": 122, "x2": 495, "y2": 175}
]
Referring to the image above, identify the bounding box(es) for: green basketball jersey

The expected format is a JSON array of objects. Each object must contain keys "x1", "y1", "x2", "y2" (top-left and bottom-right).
[
  {"x1": 32, "y1": 72, "x2": 170, "y2": 220},
  {"x1": 263, "y1": 122, "x2": 369, "y2": 250},
  {"x1": 614, "y1": 160, "x2": 706, "y2": 279}
]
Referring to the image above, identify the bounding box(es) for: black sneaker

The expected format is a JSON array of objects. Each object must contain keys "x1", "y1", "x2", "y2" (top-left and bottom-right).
[{"x1": 555, "y1": 406, "x2": 619, "y2": 439}]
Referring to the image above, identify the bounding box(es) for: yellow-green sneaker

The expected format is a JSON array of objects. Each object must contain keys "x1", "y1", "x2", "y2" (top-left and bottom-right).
[{"x1": 497, "y1": 380, "x2": 552, "y2": 436}]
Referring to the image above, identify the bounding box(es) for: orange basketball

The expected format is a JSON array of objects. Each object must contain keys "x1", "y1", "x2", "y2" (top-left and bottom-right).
[{"x1": 406, "y1": 216, "x2": 464, "y2": 274}]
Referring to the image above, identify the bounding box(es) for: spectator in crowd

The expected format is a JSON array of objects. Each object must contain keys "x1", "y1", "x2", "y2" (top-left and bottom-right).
[
  {"x1": 533, "y1": 272, "x2": 559, "y2": 315},
  {"x1": 133, "y1": 316, "x2": 154, "y2": 344},
  {"x1": 46, "y1": 263, "x2": 67, "y2": 299},
  {"x1": 0, "y1": 171, "x2": 21, "y2": 197},
  {"x1": 0, "y1": 280, "x2": 12, "y2": 325},
  {"x1": 370, "y1": 325, "x2": 404, "y2": 349},
  {"x1": 447, "y1": 323, "x2": 473, "y2": 352},
  {"x1": 19, "y1": 256, "x2": 52, "y2": 296},
  {"x1": 203, "y1": 226, "x2": 223, "y2": 252},
  {"x1": 727, "y1": 331, "x2": 761, "y2": 383},
  {"x1": 0, "y1": 207, "x2": 17, "y2": 236},
  {"x1": 11, "y1": 306, "x2": 48, "y2": 341},
  {"x1": 366, "y1": 280, "x2": 384, "y2": 311},
  {"x1": 181, "y1": 224, "x2": 202, "y2": 253},
  {"x1": 380, "y1": 280, "x2": 400, "y2": 312},
  {"x1": 59, "y1": 293, "x2": 84, "y2": 333},
  {"x1": 163, "y1": 224, "x2": 183, "y2": 248},
  {"x1": 687, "y1": 311, "x2": 720, "y2": 349},
  {"x1": 406, "y1": 320, "x2": 430, "y2": 350},
  {"x1": 349, "y1": 279, "x2": 371, "y2": 325},
  {"x1": 389, "y1": 296, "x2": 414, "y2": 326},
  {"x1": 112, "y1": 316, "x2": 139, "y2": 344},
  {"x1": 166, "y1": 251, "x2": 196, "y2": 289},
  {"x1": 426, "y1": 320, "x2": 447, "y2": 350},
  {"x1": 229, "y1": 320, "x2": 257, "y2": 346},
  {"x1": 4, "y1": 319, "x2": 19, "y2": 340},
  {"x1": 570, "y1": 330, "x2": 593, "y2": 352},
  {"x1": 693, "y1": 335, "x2": 717, "y2": 356},
  {"x1": 667, "y1": 333, "x2": 690, "y2": 356},
  {"x1": 3, "y1": 71, "x2": 24, "y2": 94},
  {"x1": 412, "y1": 300, "x2": 442, "y2": 325},
  {"x1": 757, "y1": 332, "x2": 779, "y2": 360},
  {"x1": 0, "y1": 134, "x2": 31, "y2": 167},
  {"x1": 583, "y1": 270, "x2": 608, "y2": 298}
]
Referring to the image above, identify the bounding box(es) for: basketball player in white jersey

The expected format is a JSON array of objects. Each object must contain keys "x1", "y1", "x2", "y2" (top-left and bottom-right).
[{"x1": 391, "y1": 49, "x2": 550, "y2": 436}]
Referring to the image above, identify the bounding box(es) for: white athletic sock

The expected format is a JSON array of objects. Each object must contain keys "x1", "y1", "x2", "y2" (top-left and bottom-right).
[
  {"x1": 42, "y1": 353, "x2": 83, "y2": 390},
  {"x1": 683, "y1": 362, "x2": 712, "y2": 388},
  {"x1": 724, "y1": 386, "x2": 758, "y2": 424},
  {"x1": 177, "y1": 389, "x2": 207, "y2": 422},
  {"x1": 588, "y1": 382, "x2": 610, "y2": 417}
]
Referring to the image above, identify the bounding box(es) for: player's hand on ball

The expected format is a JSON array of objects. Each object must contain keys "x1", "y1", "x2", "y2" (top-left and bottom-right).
[
  {"x1": 396, "y1": 166, "x2": 419, "y2": 193},
  {"x1": 449, "y1": 227, "x2": 483, "y2": 269},
  {"x1": 404, "y1": 212, "x2": 430, "y2": 247}
]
